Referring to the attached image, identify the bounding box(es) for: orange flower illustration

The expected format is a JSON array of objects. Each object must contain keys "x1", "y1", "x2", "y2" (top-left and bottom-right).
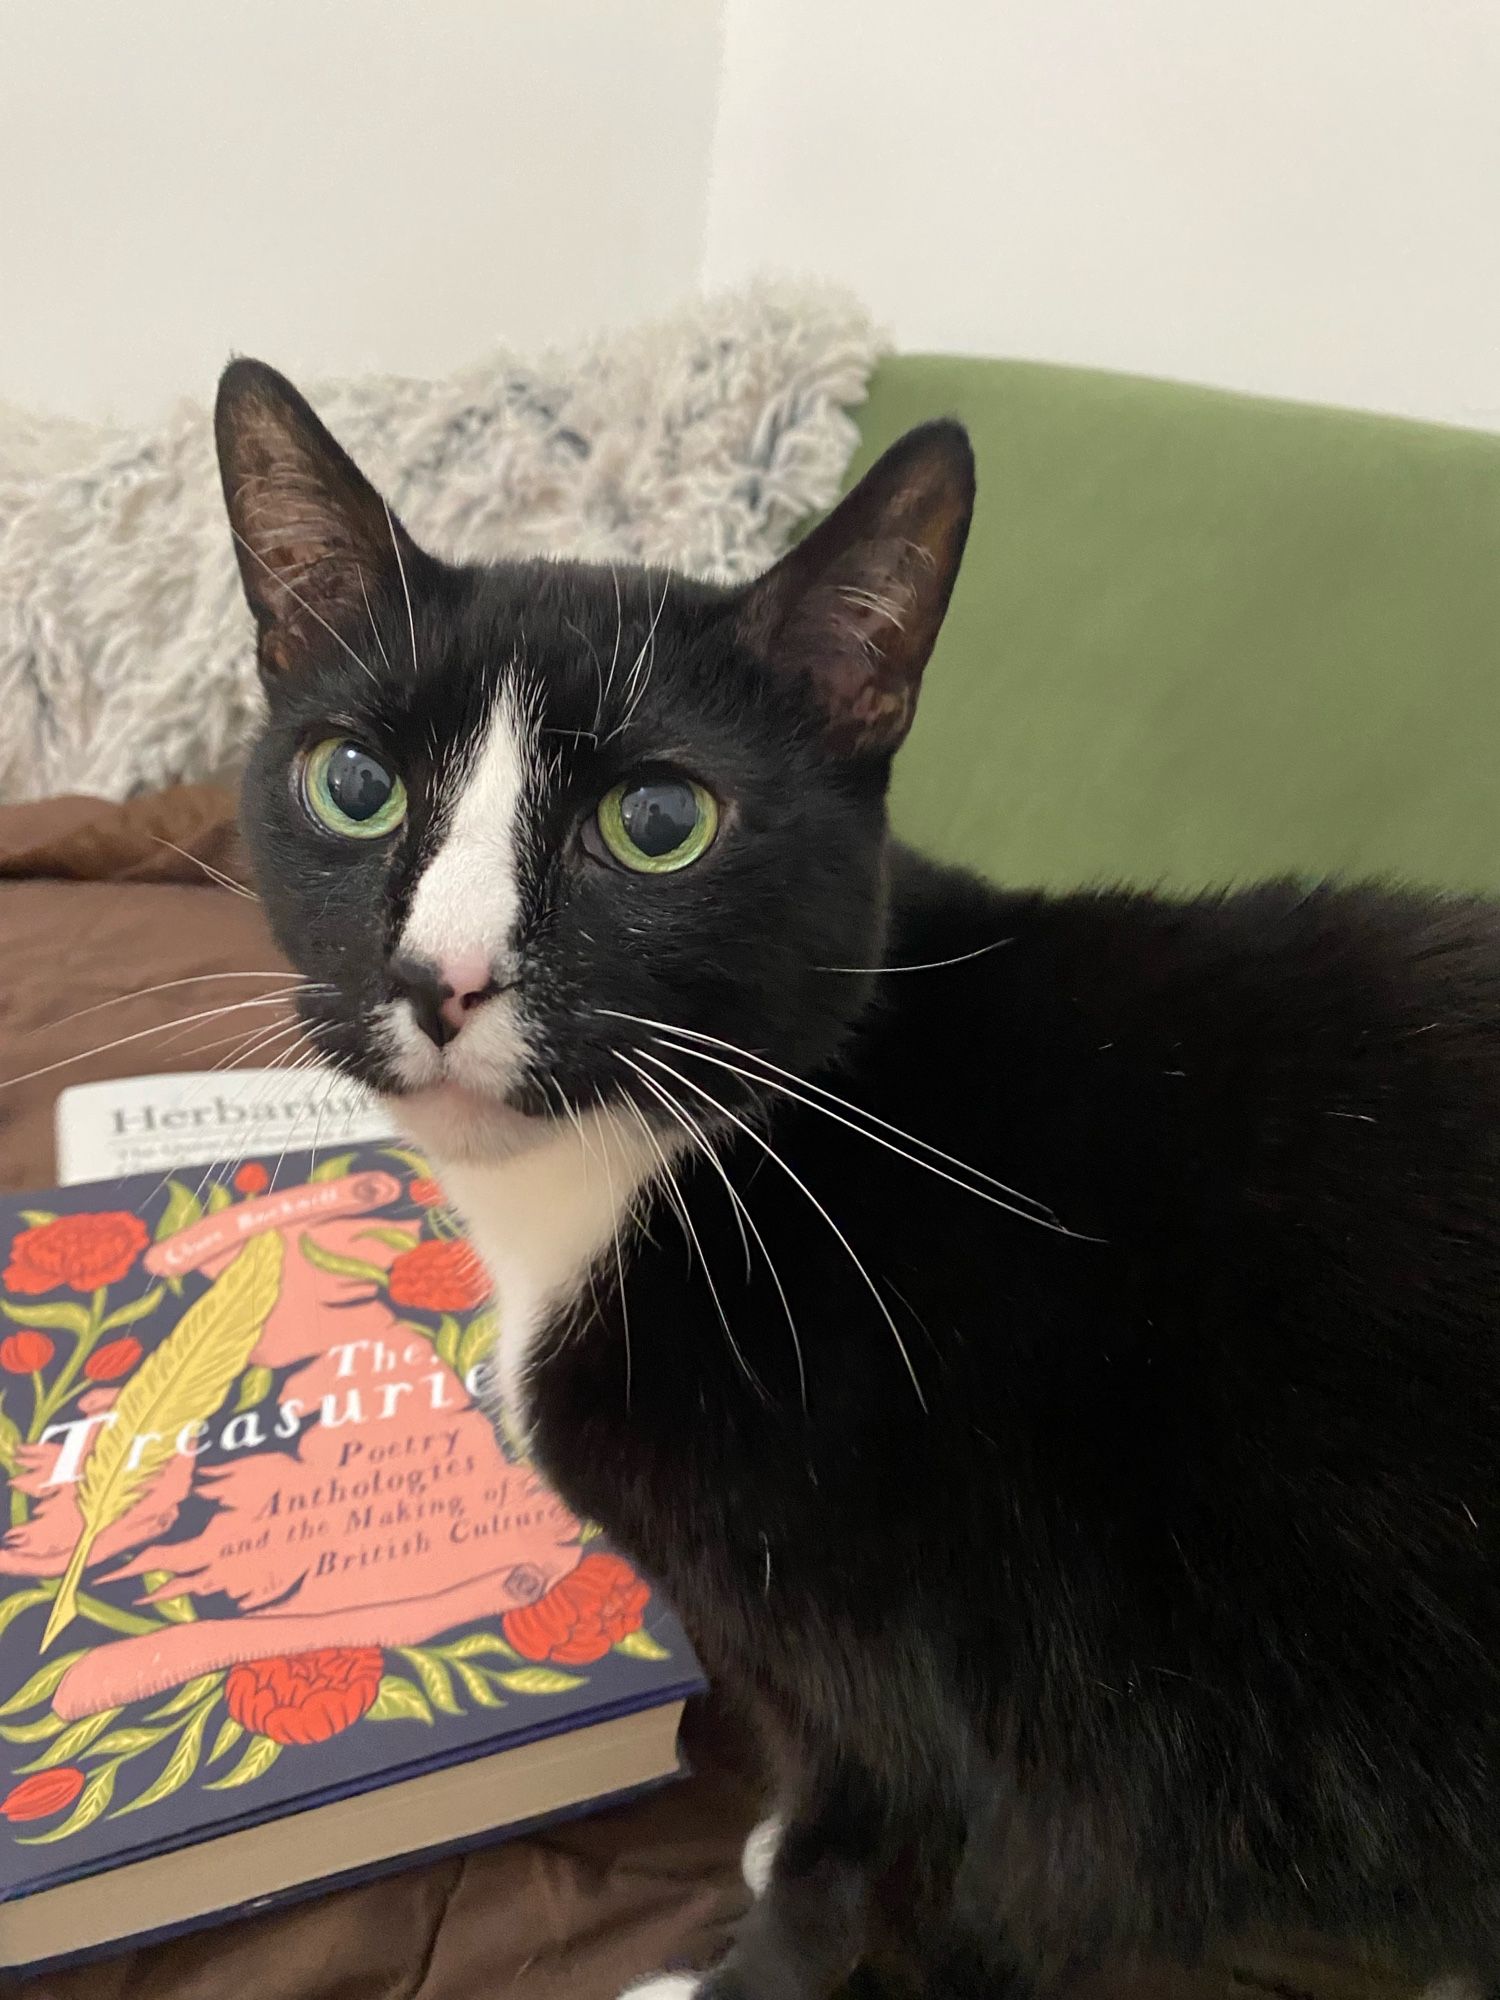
[
  {"x1": 84, "y1": 1336, "x2": 143, "y2": 1382},
  {"x1": 387, "y1": 1239, "x2": 489, "y2": 1313},
  {"x1": 225, "y1": 1647, "x2": 385, "y2": 1745},
  {"x1": 2, "y1": 1767, "x2": 85, "y2": 1821},
  {"x1": 408, "y1": 1177, "x2": 444, "y2": 1206},
  {"x1": 4, "y1": 1211, "x2": 149, "y2": 1295},
  {"x1": 0, "y1": 1330, "x2": 54, "y2": 1373},
  {"x1": 234, "y1": 1162, "x2": 270, "y2": 1195},
  {"x1": 503, "y1": 1553, "x2": 651, "y2": 1666}
]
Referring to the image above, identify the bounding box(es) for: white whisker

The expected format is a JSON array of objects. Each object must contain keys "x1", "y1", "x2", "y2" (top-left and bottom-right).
[
  {"x1": 617, "y1": 1091, "x2": 697, "y2": 1277},
  {"x1": 655, "y1": 1036, "x2": 1092, "y2": 1241},
  {"x1": 357, "y1": 564, "x2": 395, "y2": 677},
  {"x1": 150, "y1": 837, "x2": 260, "y2": 902},
  {"x1": 0, "y1": 994, "x2": 312, "y2": 1096},
  {"x1": 594, "y1": 1111, "x2": 635, "y2": 1411},
  {"x1": 634, "y1": 1049, "x2": 926, "y2": 1412},
  {"x1": 627, "y1": 1056, "x2": 806, "y2": 1412},
  {"x1": 231, "y1": 526, "x2": 378, "y2": 687},
  {"x1": 815, "y1": 937, "x2": 1016, "y2": 975},
  {"x1": 595, "y1": 1007, "x2": 1072, "y2": 1231},
  {"x1": 385, "y1": 500, "x2": 419, "y2": 677},
  {"x1": 33, "y1": 970, "x2": 321, "y2": 1040},
  {"x1": 618, "y1": 1055, "x2": 767, "y2": 1401}
]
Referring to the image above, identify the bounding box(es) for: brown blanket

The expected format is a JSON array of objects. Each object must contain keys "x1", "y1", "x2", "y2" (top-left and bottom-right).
[{"x1": 2, "y1": 790, "x2": 1417, "y2": 2000}]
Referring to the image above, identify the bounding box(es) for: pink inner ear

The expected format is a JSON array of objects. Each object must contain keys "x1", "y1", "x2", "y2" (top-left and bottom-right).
[
  {"x1": 735, "y1": 421, "x2": 974, "y2": 759},
  {"x1": 771, "y1": 514, "x2": 968, "y2": 757},
  {"x1": 217, "y1": 360, "x2": 416, "y2": 680}
]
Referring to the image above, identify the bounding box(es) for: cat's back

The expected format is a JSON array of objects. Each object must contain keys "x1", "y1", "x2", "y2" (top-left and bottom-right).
[
  {"x1": 859, "y1": 856, "x2": 1500, "y2": 1517},
  {"x1": 873, "y1": 857, "x2": 1500, "y2": 1254}
]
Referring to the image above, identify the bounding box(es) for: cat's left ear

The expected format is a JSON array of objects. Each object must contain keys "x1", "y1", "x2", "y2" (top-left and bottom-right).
[
  {"x1": 737, "y1": 419, "x2": 974, "y2": 758},
  {"x1": 215, "y1": 358, "x2": 424, "y2": 678}
]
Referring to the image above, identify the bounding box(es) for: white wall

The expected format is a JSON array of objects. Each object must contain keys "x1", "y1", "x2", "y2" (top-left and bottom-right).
[
  {"x1": 5, "y1": 1, "x2": 1499, "y2": 432},
  {"x1": 703, "y1": 0, "x2": 1500, "y2": 430},
  {"x1": 0, "y1": 0, "x2": 723, "y2": 424}
]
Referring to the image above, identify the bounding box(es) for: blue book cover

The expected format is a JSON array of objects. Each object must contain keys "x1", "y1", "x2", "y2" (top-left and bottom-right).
[{"x1": 0, "y1": 1143, "x2": 701, "y2": 1970}]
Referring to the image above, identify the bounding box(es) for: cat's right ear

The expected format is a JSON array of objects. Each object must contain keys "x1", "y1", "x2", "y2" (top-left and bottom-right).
[
  {"x1": 736, "y1": 419, "x2": 975, "y2": 760},
  {"x1": 214, "y1": 359, "x2": 422, "y2": 679}
]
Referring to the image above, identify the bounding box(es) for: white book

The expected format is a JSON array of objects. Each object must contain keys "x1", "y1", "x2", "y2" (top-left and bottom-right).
[{"x1": 53, "y1": 1069, "x2": 394, "y2": 1185}]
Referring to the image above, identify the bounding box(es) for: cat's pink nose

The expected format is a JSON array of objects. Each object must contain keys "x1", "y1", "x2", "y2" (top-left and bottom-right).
[
  {"x1": 436, "y1": 954, "x2": 498, "y2": 1037},
  {"x1": 389, "y1": 953, "x2": 502, "y2": 1049}
]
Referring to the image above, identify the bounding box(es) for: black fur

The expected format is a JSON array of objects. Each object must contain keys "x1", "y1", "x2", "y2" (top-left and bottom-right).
[{"x1": 220, "y1": 359, "x2": 1500, "y2": 1996}]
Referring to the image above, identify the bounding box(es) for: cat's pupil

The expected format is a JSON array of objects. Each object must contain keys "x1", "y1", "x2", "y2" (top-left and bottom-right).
[
  {"x1": 326, "y1": 744, "x2": 394, "y2": 822},
  {"x1": 619, "y1": 779, "x2": 700, "y2": 857}
]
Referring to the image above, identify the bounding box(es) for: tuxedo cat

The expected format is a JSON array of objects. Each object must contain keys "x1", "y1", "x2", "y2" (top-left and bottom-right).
[{"x1": 217, "y1": 358, "x2": 1500, "y2": 1999}]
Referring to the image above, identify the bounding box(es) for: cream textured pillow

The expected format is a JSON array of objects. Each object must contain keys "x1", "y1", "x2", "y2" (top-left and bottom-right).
[{"x1": 0, "y1": 282, "x2": 880, "y2": 804}]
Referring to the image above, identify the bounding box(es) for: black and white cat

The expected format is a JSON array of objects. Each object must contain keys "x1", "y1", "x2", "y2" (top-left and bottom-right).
[{"x1": 217, "y1": 358, "x2": 1500, "y2": 1999}]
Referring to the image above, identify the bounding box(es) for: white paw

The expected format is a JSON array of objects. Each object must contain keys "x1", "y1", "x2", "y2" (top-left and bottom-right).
[
  {"x1": 1419, "y1": 1981, "x2": 1483, "y2": 2000},
  {"x1": 616, "y1": 1979, "x2": 701, "y2": 2000},
  {"x1": 741, "y1": 1814, "x2": 783, "y2": 1898}
]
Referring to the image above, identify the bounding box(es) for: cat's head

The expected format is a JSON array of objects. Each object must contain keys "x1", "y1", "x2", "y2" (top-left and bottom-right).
[{"x1": 216, "y1": 360, "x2": 972, "y2": 1166}]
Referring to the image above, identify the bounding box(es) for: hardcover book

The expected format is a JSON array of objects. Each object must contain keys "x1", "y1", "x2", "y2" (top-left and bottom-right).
[{"x1": 0, "y1": 1144, "x2": 700, "y2": 1972}]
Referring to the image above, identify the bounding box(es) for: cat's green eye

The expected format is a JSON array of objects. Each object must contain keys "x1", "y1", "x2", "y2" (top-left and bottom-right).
[
  {"x1": 595, "y1": 776, "x2": 719, "y2": 874},
  {"x1": 302, "y1": 738, "x2": 408, "y2": 840}
]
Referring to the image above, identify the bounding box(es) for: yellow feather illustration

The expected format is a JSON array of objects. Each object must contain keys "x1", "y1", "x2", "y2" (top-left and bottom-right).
[{"x1": 41, "y1": 1231, "x2": 284, "y2": 1653}]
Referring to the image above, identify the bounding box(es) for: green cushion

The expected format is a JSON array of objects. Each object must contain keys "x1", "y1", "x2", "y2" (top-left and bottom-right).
[{"x1": 847, "y1": 355, "x2": 1500, "y2": 893}]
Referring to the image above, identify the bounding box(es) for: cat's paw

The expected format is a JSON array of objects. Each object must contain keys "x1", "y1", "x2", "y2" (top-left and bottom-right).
[
  {"x1": 616, "y1": 1979, "x2": 701, "y2": 1999},
  {"x1": 741, "y1": 1815, "x2": 783, "y2": 1898}
]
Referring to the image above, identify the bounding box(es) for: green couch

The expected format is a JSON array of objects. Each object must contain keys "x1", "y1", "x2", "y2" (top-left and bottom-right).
[{"x1": 849, "y1": 356, "x2": 1500, "y2": 895}]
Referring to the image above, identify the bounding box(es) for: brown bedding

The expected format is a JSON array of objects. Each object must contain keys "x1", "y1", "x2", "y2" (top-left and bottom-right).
[{"x1": 1, "y1": 789, "x2": 1418, "y2": 2000}]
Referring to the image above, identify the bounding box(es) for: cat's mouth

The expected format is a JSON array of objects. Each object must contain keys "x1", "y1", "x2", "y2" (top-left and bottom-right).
[
  {"x1": 364, "y1": 988, "x2": 557, "y2": 1165},
  {"x1": 391, "y1": 1079, "x2": 554, "y2": 1167}
]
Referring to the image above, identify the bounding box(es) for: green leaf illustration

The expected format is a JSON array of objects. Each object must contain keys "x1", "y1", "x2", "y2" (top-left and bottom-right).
[
  {"x1": 0, "y1": 1299, "x2": 90, "y2": 1336},
  {"x1": 437, "y1": 1631, "x2": 522, "y2": 1664},
  {"x1": 208, "y1": 1717, "x2": 244, "y2": 1765},
  {"x1": 155, "y1": 1181, "x2": 204, "y2": 1241},
  {"x1": 139, "y1": 1573, "x2": 199, "y2": 1626},
  {"x1": 354, "y1": 1226, "x2": 420, "y2": 1252},
  {"x1": 112, "y1": 1699, "x2": 216, "y2": 1817},
  {"x1": 298, "y1": 1234, "x2": 387, "y2": 1288},
  {"x1": 0, "y1": 1397, "x2": 21, "y2": 1480},
  {"x1": 0, "y1": 1586, "x2": 55, "y2": 1641},
  {"x1": 449, "y1": 1661, "x2": 505, "y2": 1709},
  {"x1": 382, "y1": 1146, "x2": 432, "y2": 1174},
  {"x1": 613, "y1": 1629, "x2": 670, "y2": 1662},
  {"x1": 456, "y1": 1310, "x2": 497, "y2": 1381},
  {"x1": 394, "y1": 1648, "x2": 463, "y2": 1717},
  {"x1": 579, "y1": 1521, "x2": 605, "y2": 1543},
  {"x1": 16, "y1": 1706, "x2": 122, "y2": 1772},
  {"x1": 206, "y1": 1182, "x2": 234, "y2": 1214},
  {"x1": 204, "y1": 1733, "x2": 281, "y2": 1790},
  {"x1": 233, "y1": 1364, "x2": 274, "y2": 1413},
  {"x1": 495, "y1": 1668, "x2": 587, "y2": 1696},
  {"x1": 79, "y1": 1724, "x2": 174, "y2": 1763},
  {"x1": 98, "y1": 1285, "x2": 166, "y2": 1334},
  {"x1": 365, "y1": 1674, "x2": 434, "y2": 1725},
  {"x1": 16, "y1": 1760, "x2": 119, "y2": 1845},
  {"x1": 307, "y1": 1152, "x2": 356, "y2": 1183},
  {"x1": 18, "y1": 1210, "x2": 57, "y2": 1228},
  {"x1": 0, "y1": 1651, "x2": 88, "y2": 1718},
  {"x1": 434, "y1": 1315, "x2": 462, "y2": 1368},
  {"x1": 0, "y1": 1710, "x2": 71, "y2": 1745},
  {"x1": 76, "y1": 1589, "x2": 162, "y2": 1639},
  {"x1": 146, "y1": 1673, "x2": 222, "y2": 1721}
]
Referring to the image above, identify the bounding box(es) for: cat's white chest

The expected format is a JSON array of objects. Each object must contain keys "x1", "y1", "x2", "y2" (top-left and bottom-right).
[{"x1": 418, "y1": 1108, "x2": 660, "y2": 1433}]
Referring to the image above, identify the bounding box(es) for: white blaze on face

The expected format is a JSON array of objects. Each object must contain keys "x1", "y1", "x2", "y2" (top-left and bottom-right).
[{"x1": 378, "y1": 685, "x2": 535, "y2": 1098}]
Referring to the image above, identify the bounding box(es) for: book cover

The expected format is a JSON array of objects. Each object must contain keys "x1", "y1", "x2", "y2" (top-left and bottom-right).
[
  {"x1": 0, "y1": 1144, "x2": 699, "y2": 1950},
  {"x1": 53, "y1": 1070, "x2": 394, "y2": 1185}
]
